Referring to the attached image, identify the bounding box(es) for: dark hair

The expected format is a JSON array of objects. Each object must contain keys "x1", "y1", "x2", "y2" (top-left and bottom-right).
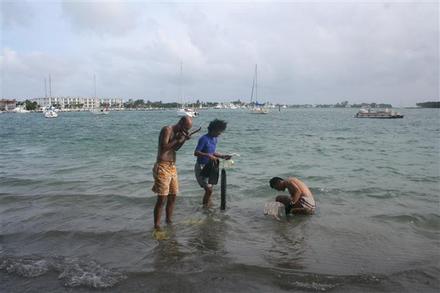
[
  {"x1": 208, "y1": 119, "x2": 227, "y2": 133},
  {"x1": 269, "y1": 177, "x2": 284, "y2": 188}
]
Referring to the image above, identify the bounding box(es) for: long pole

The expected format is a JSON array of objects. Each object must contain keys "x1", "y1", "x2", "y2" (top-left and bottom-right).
[
  {"x1": 44, "y1": 78, "x2": 47, "y2": 98},
  {"x1": 220, "y1": 169, "x2": 226, "y2": 210}
]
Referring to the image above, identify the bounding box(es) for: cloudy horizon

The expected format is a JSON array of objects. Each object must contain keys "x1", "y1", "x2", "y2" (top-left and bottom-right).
[{"x1": 1, "y1": 0, "x2": 438, "y2": 106}]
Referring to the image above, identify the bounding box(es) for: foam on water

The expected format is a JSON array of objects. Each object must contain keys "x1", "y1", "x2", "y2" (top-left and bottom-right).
[{"x1": 0, "y1": 256, "x2": 126, "y2": 288}]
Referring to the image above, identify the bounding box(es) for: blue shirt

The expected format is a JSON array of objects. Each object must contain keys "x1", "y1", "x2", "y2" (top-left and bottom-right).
[{"x1": 195, "y1": 134, "x2": 218, "y2": 165}]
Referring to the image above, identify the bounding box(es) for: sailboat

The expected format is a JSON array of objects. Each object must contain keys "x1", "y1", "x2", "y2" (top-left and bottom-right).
[
  {"x1": 176, "y1": 63, "x2": 199, "y2": 118},
  {"x1": 90, "y1": 74, "x2": 109, "y2": 115},
  {"x1": 43, "y1": 74, "x2": 58, "y2": 118},
  {"x1": 249, "y1": 64, "x2": 268, "y2": 114}
]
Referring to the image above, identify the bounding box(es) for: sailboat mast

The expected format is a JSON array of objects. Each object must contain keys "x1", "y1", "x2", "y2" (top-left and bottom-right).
[
  {"x1": 44, "y1": 78, "x2": 47, "y2": 98},
  {"x1": 250, "y1": 77, "x2": 255, "y2": 103},
  {"x1": 94, "y1": 74, "x2": 99, "y2": 109},
  {"x1": 180, "y1": 62, "x2": 184, "y2": 107},
  {"x1": 49, "y1": 74, "x2": 52, "y2": 106},
  {"x1": 255, "y1": 64, "x2": 258, "y2": 103}
]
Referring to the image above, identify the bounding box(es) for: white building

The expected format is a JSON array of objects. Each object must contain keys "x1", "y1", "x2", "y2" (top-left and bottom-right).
[{"x1": 33, "y1": 97, "x2": 123, "y2": 110}]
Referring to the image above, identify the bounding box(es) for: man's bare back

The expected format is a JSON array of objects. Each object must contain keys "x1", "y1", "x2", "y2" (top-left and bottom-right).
[
  {"x1": 269, "y1": 176, "x2": 316, "y2": 215},
  {"x1": 286, "y1": 177, "x2": 313, "y2": 199}
]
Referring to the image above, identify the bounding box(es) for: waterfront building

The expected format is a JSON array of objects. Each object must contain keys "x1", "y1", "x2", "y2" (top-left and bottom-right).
[
  {"x1": 0, "y1": 99, "x2": 17, "y2": 111},
  {"x1": 32, "y1": 97, "x2": 123, "y2": 111}
]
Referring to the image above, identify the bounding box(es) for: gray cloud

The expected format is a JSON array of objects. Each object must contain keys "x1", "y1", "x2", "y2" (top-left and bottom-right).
[
  {"x1": 61, "y1": 1, "x2": 142, "y2": 35},
  {"x1": 1, "y1": 1, "x2": 438, "y2": 106},
  {"x1": 1, "y1": 1, "x2": 34, "y2": 28}
]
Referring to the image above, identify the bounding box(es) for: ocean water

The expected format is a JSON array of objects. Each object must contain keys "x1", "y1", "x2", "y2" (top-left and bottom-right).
[{"x1": 1, "y1": 108, "x2": 439, "y2": 292}]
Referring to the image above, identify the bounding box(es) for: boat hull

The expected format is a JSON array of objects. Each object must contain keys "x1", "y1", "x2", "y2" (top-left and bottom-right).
[{"x1": 355, "y1": 114, "x2": 404, "y2": 119}]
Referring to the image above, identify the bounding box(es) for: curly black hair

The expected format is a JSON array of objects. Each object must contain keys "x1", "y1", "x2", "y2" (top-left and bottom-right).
[{"x1": 208, "y1": 119, "x2": 227, "y2": 133}]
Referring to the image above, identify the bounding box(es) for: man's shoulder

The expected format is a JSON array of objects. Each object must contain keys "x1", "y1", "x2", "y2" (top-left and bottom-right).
[
  {"x1": 161, "y1": 125, "x2": 173, "y2": 132},
  {"x1": 286, "y1": 177, "x2": 301, "y2": 188},
  {"x1": 198, "y1": 134, "x2": 209, "y2": 141}
]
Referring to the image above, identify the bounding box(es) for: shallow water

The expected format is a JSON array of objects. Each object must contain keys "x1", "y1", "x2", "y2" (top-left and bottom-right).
[{"x1": 1, "y1": 108, "x2": 439, "y2": 292}]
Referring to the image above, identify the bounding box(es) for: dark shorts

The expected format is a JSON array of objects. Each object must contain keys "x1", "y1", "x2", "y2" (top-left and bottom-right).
[{"x1": 194, "y1": 163, "x2": 212, "y2": 189}]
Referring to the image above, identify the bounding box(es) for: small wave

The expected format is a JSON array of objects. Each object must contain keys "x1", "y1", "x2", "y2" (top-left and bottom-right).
[
  {"x1": 0, "y1": 256, "x2": 126, "y2": 289},
  {"x1": 372, "y1": 213, "x2": 440, "y2": 231},
  {"x1": 0, "y1": 177, "x2": 39, "y2": 186},
  {"x1": 53, "y1": 165, "x2": 89, "y2": 174},
  {"x1": 349, "y1": 187, "x2": 401, "y2": 199},
  {"x1": 406, "y1": 175, "x2": 439, "y2": 183},
  {"x1": 0, "y1": 193, "x2": 152, "y2": 206}
]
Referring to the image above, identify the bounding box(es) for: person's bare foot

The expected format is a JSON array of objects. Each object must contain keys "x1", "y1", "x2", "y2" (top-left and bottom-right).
[{"x1": 203, "y1": 201, "x2": 214, "y2": 209}]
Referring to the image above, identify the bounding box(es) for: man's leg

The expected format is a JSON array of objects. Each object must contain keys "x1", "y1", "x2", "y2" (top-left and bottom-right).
[
  {"x1": 202, "y1": 186, "x2": 213, "y2": 207},
  {"x1": 154, "y1": 195, "x2": 166, "y2": 229},
  {"x1": 166, "y1": 194, "x2": 176, "y2": 224},
  {"x1": 275, "y1": 195, "x2": 291, "y2": 206},
  {"x1": 276, "y1": 195, "x2": 292, "y2": 215}
]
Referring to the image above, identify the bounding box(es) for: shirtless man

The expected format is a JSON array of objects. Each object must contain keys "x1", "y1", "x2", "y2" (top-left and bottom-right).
[
  {"x1": 153, "y1": 116, "x2": 192, "y2": 230},
  {"x1": 269, "y1": 177, "x2": 316, "y2": 215}
]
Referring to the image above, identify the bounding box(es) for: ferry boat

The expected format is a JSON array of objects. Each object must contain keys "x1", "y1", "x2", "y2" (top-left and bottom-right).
[{"x1": 354, "y1": 108, "x2": 403, "y2": 119}]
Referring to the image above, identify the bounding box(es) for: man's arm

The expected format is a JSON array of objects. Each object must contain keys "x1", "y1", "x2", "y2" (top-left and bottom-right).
[
  {"x1": 160, "y1": 127, "x2": 187, "y2": 151},
  {"x1": 173, "y1": 131, "x2": 189, "y2": 151},
  {"x1": 213, "y1": 153, "x2": 231, "y2": 160},
  {"x1": 195, "y1": 150, "x2": 217, "y2": 160},
  {"x1": 288, "y1": 182, "x2": 302, "y2": 206}
]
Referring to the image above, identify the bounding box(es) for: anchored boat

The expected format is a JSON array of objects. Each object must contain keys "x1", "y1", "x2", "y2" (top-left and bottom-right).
[{"x1": 354, "y1": 108, "x2": 403, "y2": 119}]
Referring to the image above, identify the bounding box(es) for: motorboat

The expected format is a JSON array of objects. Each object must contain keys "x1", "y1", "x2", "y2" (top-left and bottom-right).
[
  {"x1": 249, "y1": 106, "x2": 269, "y2": 114},
  {"x1": 44, "y1": 110, "x2": 58, "y2": 118},
  {"x1": 13, "y1": 106, "x2": 30, "y2": 113},
  {"x1": 91, "y1": 107, "x2": 109, "y2": 115},
  {"x1": 177, "y1": 108, "x2": 199, "y2": 118},
  {"x1": 354, "y1": 108, "x2": 403, "y2": 119},
  {"x1": 43, "y1": 106, "x2": 58, "y2": 118}
]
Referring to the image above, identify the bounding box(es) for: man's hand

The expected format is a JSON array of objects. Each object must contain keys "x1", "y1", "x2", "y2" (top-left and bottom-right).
[
  {"x1": 176, "y1": 131, "x2": 190, "y2": 142},
  {"x1": 208, "y1": 154, "x2": 218, "y2": 161}
]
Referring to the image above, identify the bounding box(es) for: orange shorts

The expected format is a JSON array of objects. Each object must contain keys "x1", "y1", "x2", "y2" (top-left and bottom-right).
[{"x1": 152, "y1": 161, "x2": 179, "y2": 196}]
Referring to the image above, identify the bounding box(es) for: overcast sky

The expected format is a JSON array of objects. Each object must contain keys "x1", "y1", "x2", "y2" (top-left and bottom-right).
[{"x1": 1, "y1": 0, "x2": 438, "y2": 106}]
